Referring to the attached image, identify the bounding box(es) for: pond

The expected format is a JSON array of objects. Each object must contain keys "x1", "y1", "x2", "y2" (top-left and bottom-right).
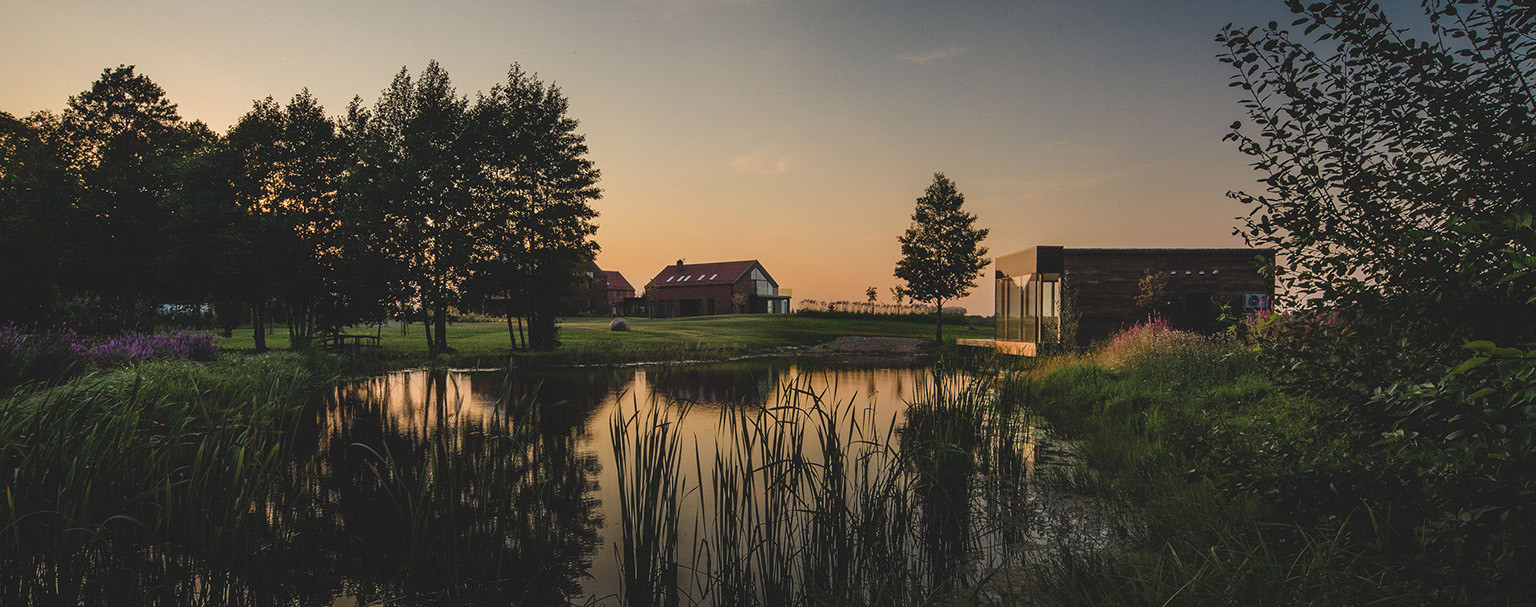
[{"x1": 12, "y1": 360, "x2": 1095, "y2": 606}]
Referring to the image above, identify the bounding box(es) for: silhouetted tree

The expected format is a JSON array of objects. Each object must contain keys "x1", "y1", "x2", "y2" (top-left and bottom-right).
[
  {"x1": 332, "y1": 96, "x2": 404, "y2": 333},
  {"x1": 1220, "y1": 0, "x2": 1536, "y2": 395},
  {"x1": 894, "y1": 173, "x2": 988, "y2": 343},
  {"x1": 352, "y1": 63, "x2": 477, "y2": 356},
  {"x1": 217, "y1": 91, "x2": 346, "y2": 349},
  {"x1": 0, "y1": 111, "x2": 75, "y2": 323},
  {"x1": 466, "y1": 64, "x2": 601, "y2": 351},
  {"x1": 58, "y1": 65, "x2": 200, "y2": 329}
]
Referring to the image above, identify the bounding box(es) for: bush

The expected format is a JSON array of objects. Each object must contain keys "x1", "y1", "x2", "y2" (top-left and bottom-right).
[
  {"x1": 0, "y1": 324, "x2": 88, "y2": 390},
  {"x1": 86, "y1": 330, "x2": 218, "y2": 366},
  {"x1": 0, "y1": 324, "x2": 220, "y2": 389},
  {"x1": 1365, "y1": 341, "x2": 1536, "y2": 599},
  {"x1": 1095, "y1": 318, "x2": 1259, "y2": 387}
]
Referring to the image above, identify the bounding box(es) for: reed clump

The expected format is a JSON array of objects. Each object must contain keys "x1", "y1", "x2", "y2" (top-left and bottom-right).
[
  {"x1": 611, "y1": 371, "x2": 1047, "y2": 606},
  {"x1": 0, "y1": 353, "x2": 327, "y2": 603},
  {"x1": 340, "y1": 376, "x2": 600, "y2": 604}
]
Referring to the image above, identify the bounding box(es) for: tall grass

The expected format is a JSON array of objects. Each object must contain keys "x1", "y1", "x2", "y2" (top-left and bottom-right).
[
  {"x1": 339, "y1": 373, "x2": 601, "y2": 604},
  {"x1": 610, "y1": 370, "x2": 1050, "y2": 606},
  {"x1": 1014, "y1": 324, "x2": 1414, "y2": 605},
  {"x1": 611, "y1": 400, "x2": 687, "y2": 607},
  {"x1": 0, "y1": 354, "x2": 325, "y2": 604}
]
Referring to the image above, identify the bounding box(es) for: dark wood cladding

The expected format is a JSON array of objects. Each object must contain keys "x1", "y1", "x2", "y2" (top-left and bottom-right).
[
  {"x1": 993, "y1": 246, "x2": 1275, "y2": 348},
  {"x1": 1062, "y1": 249, "x2": 1274, "y2": 343}
]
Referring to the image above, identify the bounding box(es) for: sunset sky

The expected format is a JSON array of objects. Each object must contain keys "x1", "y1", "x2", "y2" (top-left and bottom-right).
[{"x1": 1, "y1": 0, "x2": 1417, "y2": 312}]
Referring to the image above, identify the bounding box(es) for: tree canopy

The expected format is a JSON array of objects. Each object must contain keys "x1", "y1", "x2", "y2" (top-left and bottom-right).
[
  {"x1": 1220, "y1": 0, "x2": 1536, "y2": 395},
  {"x1": 0, "y1": 61, "x2": 602, "y2": 352},
  {"x1": 894, "y1": 172, "x2": 988, "y2": 343}
]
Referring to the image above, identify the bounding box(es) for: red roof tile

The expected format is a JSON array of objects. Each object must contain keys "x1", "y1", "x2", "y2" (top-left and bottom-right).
[
  {"x1": 649, "y1": 260, "x2": 774, "y2": 288},
  {"x1": 604, "y1": 270, "x2": 634, "y2": 292}
]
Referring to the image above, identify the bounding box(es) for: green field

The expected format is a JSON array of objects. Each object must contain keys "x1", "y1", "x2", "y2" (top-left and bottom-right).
[{"x1": 217, "y1": 315, "x2": 992, "y2": 364}]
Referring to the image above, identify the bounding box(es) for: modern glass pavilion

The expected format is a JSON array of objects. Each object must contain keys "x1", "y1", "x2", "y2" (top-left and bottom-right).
[{"x1": 969, "y1": 246, "x2": 1276, "y2": 356}]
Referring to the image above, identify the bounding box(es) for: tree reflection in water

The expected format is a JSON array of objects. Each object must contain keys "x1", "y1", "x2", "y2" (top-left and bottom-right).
[
  {"x1": 3, "y1": 362, "x2": 1057, "y2": 606},
  {"x1": 2, "y1": 368, "x2": 622, "y2": 606}
]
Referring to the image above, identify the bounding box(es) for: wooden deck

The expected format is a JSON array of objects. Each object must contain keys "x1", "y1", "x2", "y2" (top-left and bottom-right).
[{"x1": 956, "y1": 338, "x2": 1036, "y2": 357}]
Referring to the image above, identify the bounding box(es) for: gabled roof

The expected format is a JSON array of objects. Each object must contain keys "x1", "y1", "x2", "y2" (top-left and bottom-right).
[
  {"x1": 604, "y1": 270, "x2": 634, "y2": 292},
  {"x1": 649, "y1": 260, "x2": 775, "y2": 288}
]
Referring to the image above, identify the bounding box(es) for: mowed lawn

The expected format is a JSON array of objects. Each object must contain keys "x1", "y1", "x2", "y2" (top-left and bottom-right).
[{"x1": 217, "y1": 315, "x2": 992, "y2": 359}]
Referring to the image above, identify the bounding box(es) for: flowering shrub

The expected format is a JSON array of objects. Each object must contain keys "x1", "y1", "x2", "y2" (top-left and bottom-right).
[
  {"x1": 87, "y1": 330, "x2": 219, "y2": 366},
  {"x1": 1104, "y1": 315, "x2": 1172, "y2": 355},
  {"x1": 0, "y1": 323, "x2": 219, "y2": 388},
  {"x1": 1096, "y1": 317, "x2": 1258, "y2": 386}
]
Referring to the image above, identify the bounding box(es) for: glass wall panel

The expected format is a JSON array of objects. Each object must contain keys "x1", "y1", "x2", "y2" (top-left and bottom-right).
[
  {"x1": 995, "y1": 279, "x2": 1008, "y2": 341},
  {"x1": 1009, "y1": 277, "x2": 1025, "y2": 341},
  {"x1": 1023, "y1": 277, "x2": 1038, "y2": 343}
]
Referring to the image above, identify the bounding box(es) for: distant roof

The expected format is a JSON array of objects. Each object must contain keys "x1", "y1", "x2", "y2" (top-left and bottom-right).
[
  {"x1": 650, "y1": 260, "x2": 775, "y2": 288},
  {"x1": 604, "y1": 270, "x2": 634, "y2": 292}
]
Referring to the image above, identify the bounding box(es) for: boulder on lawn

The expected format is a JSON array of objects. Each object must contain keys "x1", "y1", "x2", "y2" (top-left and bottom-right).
[{"x1": 609, "y1": 318, "x2": 630, "y2": 331}]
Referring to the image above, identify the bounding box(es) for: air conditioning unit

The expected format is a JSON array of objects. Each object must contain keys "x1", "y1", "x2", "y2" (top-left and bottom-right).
[{"x1": 1243, "y1": 293, "x2": 1269, "y2": 310}]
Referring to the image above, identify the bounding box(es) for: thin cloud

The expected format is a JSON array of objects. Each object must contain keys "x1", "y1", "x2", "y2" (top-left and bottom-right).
[{"x1": 901, "y1": 45, "x2": 968, "y2": 65}]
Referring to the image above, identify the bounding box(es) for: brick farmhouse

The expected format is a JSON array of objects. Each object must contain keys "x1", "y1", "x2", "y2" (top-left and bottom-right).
[{"x1": 645, "y1": 260, "x2": 790, "y2": 318}]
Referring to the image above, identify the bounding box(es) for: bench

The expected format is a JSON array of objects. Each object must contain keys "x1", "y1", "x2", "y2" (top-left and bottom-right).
[{"x1": 320, "y1": 333, "x2": 384, "y2": 356}]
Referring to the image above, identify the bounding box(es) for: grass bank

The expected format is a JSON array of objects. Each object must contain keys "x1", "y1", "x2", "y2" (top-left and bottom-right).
[
  {"x1": 215, "y1": 315, "x2": 995, "y2": 367},
  {"x1": 0, "y1": 354, "x2": 333, "y2": 562},
  {"x1": 1013, "y1": 326, "x2": 1415, "y2": 605}
]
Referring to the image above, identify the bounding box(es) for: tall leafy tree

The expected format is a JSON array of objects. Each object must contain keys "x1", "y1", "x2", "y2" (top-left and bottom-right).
[
  {"x1": 1219, "y1": 0, "x2": 1536, "y2": 396},
  {"x1": 219, "y1": 91, "x2": 345, "y2": 350},
  {"x1": 467, "y1": 64, "x2": 601, "y2": 351},
  {"x1": 332, "y1": 96, "x2": 403, "y2": 334},
  {"x1": 58, "y1": 65, "x2": 198, "y2": 329},
  {"x1": 269, "y1": 91, "x2": 344, "y2": 345},
  {"x1": 353, "y1": 62, "x2": 477, "y2": 355},
  {"x1": 223, "y1": 97, "x2": 285, "y2": 350},
  {"x1": 894, "y1": 173, "x2": 989, "y2": 343},
  {"x1": 0, "y1": 111, "x2": 75, "y2": 324}
]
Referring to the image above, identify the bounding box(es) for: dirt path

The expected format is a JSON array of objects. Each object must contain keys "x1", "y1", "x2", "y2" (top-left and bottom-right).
[{"x1": 808, "y1": 336, "x2": 927, "y2": 355}]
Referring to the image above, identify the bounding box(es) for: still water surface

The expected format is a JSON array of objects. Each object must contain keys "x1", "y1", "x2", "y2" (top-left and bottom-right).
[
  {"x1": 16, "y1": 361, "x2": 1073, "y2": 605},
  {"x1": 299, "y1": 361, "x2": 1063, "y2": 605}
]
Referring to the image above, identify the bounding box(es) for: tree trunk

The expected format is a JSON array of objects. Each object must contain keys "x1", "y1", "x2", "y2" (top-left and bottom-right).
[
  {"x1": 253, "y1": 300, "x2": 267, "y2": 352},
  {"x1": 934, "y1": 298, "x2": 945, "y2": 344},
  {"x1": 513, "y1": 293, "x2": 525, "y2": 348},
  {"x1": 516, "y1": 316, "x2": 526, "y2": 350},
  {"x1": 423, "y1": 311, "x2": 435, "y2": 355},
  {"x1": 120, "y1": 294, "x2": 138, "y2": 332},
  {"x1": 434, "y1": 304, "x2": 448, "y2": 353},
  {"x1": 287, "y1": 302, "x2": 306, "y2": 349}
]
